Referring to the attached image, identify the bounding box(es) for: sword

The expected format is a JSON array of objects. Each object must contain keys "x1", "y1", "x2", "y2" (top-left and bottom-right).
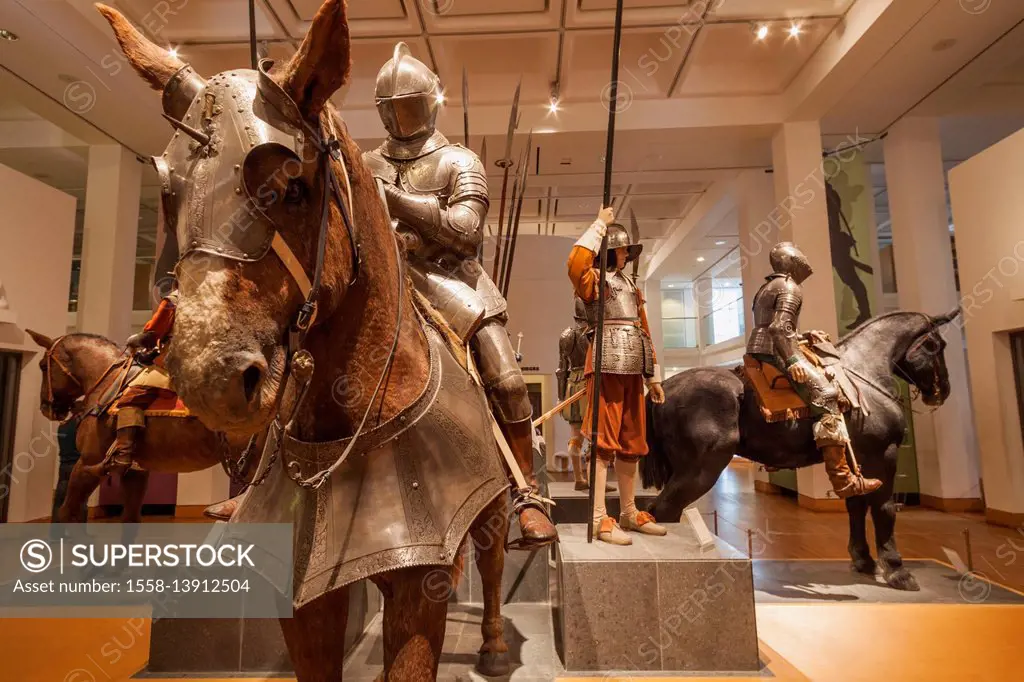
[
  {"x1": 502, "y1": 130, "x2": 533, "y2": 299},
  {"x1": 588, "y1": 0, "x2": 625, "y2": 544},
  {"x1": 628, "y1": 207, "x2": 641, "y2": 283},
  {"x1": 491, "y1": 79, "x2": 521, "y2": 282}
]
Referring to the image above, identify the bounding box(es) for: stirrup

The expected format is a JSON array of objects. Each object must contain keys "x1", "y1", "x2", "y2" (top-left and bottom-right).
[{"x1": 510, "y1": 486, "x2": 554, "y2": 512}]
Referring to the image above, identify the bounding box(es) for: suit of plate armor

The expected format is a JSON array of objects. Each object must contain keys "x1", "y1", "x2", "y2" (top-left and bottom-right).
[
  {"x1": 747, "y1": 242, "x2": 881, "y2": 498},
  {"x1": 556, "y1": 298, "x2": 590, "y2": 408},
  {"x1": 363, "y1": 43, "x2": 555, "y2": 548}
]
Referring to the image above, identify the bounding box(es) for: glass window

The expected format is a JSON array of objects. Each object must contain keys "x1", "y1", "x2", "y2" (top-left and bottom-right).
[{"x1": 662, "y1": 286, "x2": 698, "y2": 349}]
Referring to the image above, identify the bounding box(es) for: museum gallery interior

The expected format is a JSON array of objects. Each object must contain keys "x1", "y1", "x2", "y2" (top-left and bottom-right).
[{"x1": 2, "y1": 0, "x2": 1024, "y2": 680}]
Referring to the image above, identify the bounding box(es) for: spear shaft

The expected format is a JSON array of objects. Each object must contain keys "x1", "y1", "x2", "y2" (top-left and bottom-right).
[{"x1": 587, "y1": 0, "x2": 625, "y2": 544}]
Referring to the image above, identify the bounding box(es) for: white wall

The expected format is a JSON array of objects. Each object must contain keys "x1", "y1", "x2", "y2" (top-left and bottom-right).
[
  {"x1": 500, "y1": 234, "x2": 579, "y2": 464},
  {"x1": 948, "y1": 128, "x2": 1024, "y2": 521},
  {"x1": 0, "y1": 162, "x2": 76, "y2": 522}
]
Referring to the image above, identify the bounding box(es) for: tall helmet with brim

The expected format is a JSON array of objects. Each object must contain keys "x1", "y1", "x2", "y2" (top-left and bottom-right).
[
  {"x1": 375, "y1": 43, "x2": 441, "y2": 141},
  {"x1": 769, "y1": 241, "x2": 813, "y2": 283}
]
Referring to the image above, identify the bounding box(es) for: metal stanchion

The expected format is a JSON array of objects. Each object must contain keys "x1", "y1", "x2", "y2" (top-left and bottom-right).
[
  {"x1": 747, "y1": 528, "x2": 754, "y2": 559},
  {"x1": 962, "y1": 528, "x2": 974, "y2": 573},
  {"x1": 713, "y1": 509, "x2": 719, "y2": 536}
]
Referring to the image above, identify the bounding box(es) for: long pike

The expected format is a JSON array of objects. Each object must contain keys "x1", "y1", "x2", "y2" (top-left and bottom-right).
[
  {"x1": 502, "y1": 130, "x2": 533, "y2": 299},
  {"x1": 462, "y1": 66, "x2": 470, "y2": 147},
  {"x1": 498, "y1": 138, "x2": 528, "y2": 293},
  {"x1": 490, "y1": 79, "x2": 521, "y2": 282},
  {"x1": 628, "y1": 207, "x2": 642, "y2": 283},
  {"x1": 587, "y1": 0, "x2": 625, "y2": 544}
]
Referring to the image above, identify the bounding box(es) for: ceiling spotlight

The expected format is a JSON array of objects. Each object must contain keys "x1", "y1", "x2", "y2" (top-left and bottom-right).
[
  {"x1": 0, "y1": 28, "x2": 18, "y2": 41},
  {"x1": 696, "y1": 256, "x2": 706, "y2": 263},
  {"x1": 715, "y1": 240, "x2": 726, "y2": 246},
  {"x1": 755, "y1": 24, "x2": 769, "y2": 41},
  {"x1": 548, "y1": 98, "x2": 560, "y2": 114},
  {"x1": 168, "y1": 47, "x2": 180, "y2": 58},
  {"x1": 788, "y1": 23, "x2": 802, "y2": 38}
]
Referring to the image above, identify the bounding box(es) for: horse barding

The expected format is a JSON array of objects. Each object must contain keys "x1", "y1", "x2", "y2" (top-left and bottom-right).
[
  {"x1": 97, "y1": 0, "x2": 514, "y2": 679},
  {"x1": 642, "y1": 309, "x2": 962, "y2": 592}
]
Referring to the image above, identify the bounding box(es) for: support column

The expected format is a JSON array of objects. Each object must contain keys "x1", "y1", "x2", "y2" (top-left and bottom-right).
[
  {"x1": 735, "y1": 170, "x2": 778, "y2": 335},
  {"x1": 884, "y1": 117, "x2": 981, "y2": 510},
  {"x1": 735, "y1": 170, "x2": 780, "y2": 494},
  {"x1": 77, "y1": 145, "x2": 141, "y2": 342},
  {"x1": 771, "y1": 121, "x2": 841, "y2": 508}
]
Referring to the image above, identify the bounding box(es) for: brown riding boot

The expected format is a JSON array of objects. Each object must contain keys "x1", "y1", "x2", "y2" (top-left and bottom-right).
[
  {"x1": 204, "y1": 494, "x2": 244, "y2": 521},
  {"x1": 503, "y1": 419, "x2": 557, "y2": 550},
  {"x1": 822, "y1": 445, "x2": 882, "y2": 498},
  {"x1": 98, "y1": 426, "x2": 144, "y2": 476}
]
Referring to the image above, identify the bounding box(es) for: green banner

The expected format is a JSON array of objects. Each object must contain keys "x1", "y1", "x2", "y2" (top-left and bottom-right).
[{"x1": 826, "y1": 151, "x2": 877, "y2": 333}]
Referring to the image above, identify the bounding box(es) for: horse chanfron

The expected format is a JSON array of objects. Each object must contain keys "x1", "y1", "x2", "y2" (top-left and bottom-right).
[{"x1": 97, "y1": 0, "x2": 355, "y2": 437}]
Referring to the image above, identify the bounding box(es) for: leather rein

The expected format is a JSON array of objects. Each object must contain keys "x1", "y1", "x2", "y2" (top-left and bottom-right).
[
  {"x1": 844, "y1": 316, "x2": 944, "y2": 415},
  {"x1": 222, "y1": 112, "x2": 405, "y2": 492},
  {"x1": 43, "y1": 337, "x2": 129, "y2": 416}
]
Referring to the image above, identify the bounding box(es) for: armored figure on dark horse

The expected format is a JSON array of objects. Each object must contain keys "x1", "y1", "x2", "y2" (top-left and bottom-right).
[
  {"x1": 96, "y1": 0, "x2": 527, "y2": 678},
  {"x1": 642, "y1": 240, "x2": 961, "y2": 591}
]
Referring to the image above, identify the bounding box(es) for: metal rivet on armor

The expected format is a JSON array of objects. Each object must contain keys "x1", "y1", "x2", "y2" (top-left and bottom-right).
[
  {"x1": 235, "y1": 187, "x2": 242, "y2": 194},
  {"x1": 412, "y1": 481, "x2": 419, "y2": 490},
  {"x1": 191, "y1": 240, "x2": 199, "y2": 247},
  {"x1": 234, "y1": 164, "x2": 240, "y2": 172},
  {"x1": 399, "y1": 414, "x2": 406, "y2": 423}
]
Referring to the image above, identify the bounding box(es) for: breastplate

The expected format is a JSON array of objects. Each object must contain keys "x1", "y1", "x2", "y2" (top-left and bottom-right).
[{"x1": 583, "y1": 271, "x2": 640, "y2": 326}]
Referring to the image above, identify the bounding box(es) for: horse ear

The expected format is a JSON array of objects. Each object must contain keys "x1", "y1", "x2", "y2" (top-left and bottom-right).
[
  {"x1": 932, "y1": 307, "x2": 962, "y2": 327},
  {"x1": 274, "y1": 0, "x2": 351, "y2": 121},
  {"x1": 25, "y1": 329, "x2": 54, "y2": 350},
  {"x1": 95, "y1": 3, "x2": 188, "y2": 91}
]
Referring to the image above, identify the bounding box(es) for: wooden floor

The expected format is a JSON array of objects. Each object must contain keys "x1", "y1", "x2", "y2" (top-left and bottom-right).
[
  {"x1": 692, "y1": 459, "x2": 1024, "y2": 593},
  {"x1": 7, "y1": 459, "x2": 1024, "y2": 681}
]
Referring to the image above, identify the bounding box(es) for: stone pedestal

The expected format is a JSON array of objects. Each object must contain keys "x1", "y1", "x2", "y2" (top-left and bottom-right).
[
  {"x1": 143, "y1": 579, "x2": 380, "y2": 674},
  {"x1": 556, "y1": 523, "x2": 759, "y2": 673},
  {"x1": 547, "y1": 481, "x2": 661, "y2": 525}
]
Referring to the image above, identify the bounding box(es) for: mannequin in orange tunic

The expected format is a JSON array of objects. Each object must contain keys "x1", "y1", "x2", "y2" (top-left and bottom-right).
[{"x1": 567, "y1": 206, "x2": 668, "y2": 545}]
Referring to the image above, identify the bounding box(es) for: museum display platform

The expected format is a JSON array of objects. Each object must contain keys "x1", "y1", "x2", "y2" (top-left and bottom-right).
[
  {"x1": 556, "y1": 523, "x2": 759, "y2": 674},
  {"x1": 547, "y1": 481, "x2": 660, "y2": 524}
]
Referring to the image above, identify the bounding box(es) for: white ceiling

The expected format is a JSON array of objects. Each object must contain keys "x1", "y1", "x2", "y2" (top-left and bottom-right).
[{"x1": 0, "y1": 0, "x2": 1023, "y2": 284}]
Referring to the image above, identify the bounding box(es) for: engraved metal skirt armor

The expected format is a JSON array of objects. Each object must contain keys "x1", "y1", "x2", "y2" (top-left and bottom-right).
[
  {"x1": 596, "y1": 323, "x2": 654, "y2": 377},
  {"x1": 230, "y1": 326, "x2": 508, "y2": 608}
]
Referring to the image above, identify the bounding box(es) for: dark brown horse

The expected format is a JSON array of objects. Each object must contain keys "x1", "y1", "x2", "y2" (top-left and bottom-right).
[
  {"x1": 98, "y1": 0, "x2": 510, "y2": 679},
  {"x1": 26, "y1": 330, "x2": 237, "y2": 522},
  {"x1": 642, "y1": 309, "x2": 961, "y2": 591}
]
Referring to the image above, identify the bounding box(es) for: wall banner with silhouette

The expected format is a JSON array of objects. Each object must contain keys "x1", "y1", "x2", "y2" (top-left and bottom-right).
[{"x1": 825, "y1": 151, "x2": 881, "y2": 333}]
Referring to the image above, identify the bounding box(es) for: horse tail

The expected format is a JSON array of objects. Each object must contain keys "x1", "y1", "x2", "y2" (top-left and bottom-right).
[{"x1": 641, "y1": 395, "x2": 672, "y2": 489}]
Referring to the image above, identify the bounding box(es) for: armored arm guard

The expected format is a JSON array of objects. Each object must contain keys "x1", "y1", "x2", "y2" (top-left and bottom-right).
[
  {"x1": 556, "y1": 328, "x2": 573, "y2": 401},
  {"x1": 769, "y1": 282, "x2": 802, "y2": 363},
  {"x1": 382, "y1": 155, "x2": 489, "y2": 260}
]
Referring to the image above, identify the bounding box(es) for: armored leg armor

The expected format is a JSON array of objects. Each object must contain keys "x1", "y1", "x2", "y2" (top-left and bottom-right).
[{"x1": 471, "y1": 320, "x2": 557, "y2": 549}]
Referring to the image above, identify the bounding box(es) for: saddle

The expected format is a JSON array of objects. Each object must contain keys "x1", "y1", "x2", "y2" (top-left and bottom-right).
[
  {"x1": 739, "y1": 338, "x2": 859, "y2": 424},
  {"x1": 94, "y1": 359, "x2": 191, "y2": 419}
]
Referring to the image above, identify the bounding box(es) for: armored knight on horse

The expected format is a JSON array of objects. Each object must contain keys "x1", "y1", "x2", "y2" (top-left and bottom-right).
[
  {"x1": 363, "y1": 44, "x2": 556, "y2": 550},
  {"x1": 746, "y1": 242, "x2": 881, "y2": 498}
]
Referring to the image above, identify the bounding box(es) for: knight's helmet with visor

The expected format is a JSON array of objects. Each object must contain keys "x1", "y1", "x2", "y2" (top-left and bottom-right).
[{"x1": 374, "y1": 43, "x2": 442, "y2": 141}]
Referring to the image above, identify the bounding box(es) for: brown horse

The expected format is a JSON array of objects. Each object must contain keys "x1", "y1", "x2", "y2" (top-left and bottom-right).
[
  {"x1": 26, "y1": 330, "x2": 240, "y2": 522},
  {"x1": 98, "y1": 0, "x2": 511, "y2": 680}
]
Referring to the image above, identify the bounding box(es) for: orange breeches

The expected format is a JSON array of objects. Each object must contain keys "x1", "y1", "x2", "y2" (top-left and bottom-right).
[{"x1": 581, "y1": 372, "x2": 648, "y2": 460}]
